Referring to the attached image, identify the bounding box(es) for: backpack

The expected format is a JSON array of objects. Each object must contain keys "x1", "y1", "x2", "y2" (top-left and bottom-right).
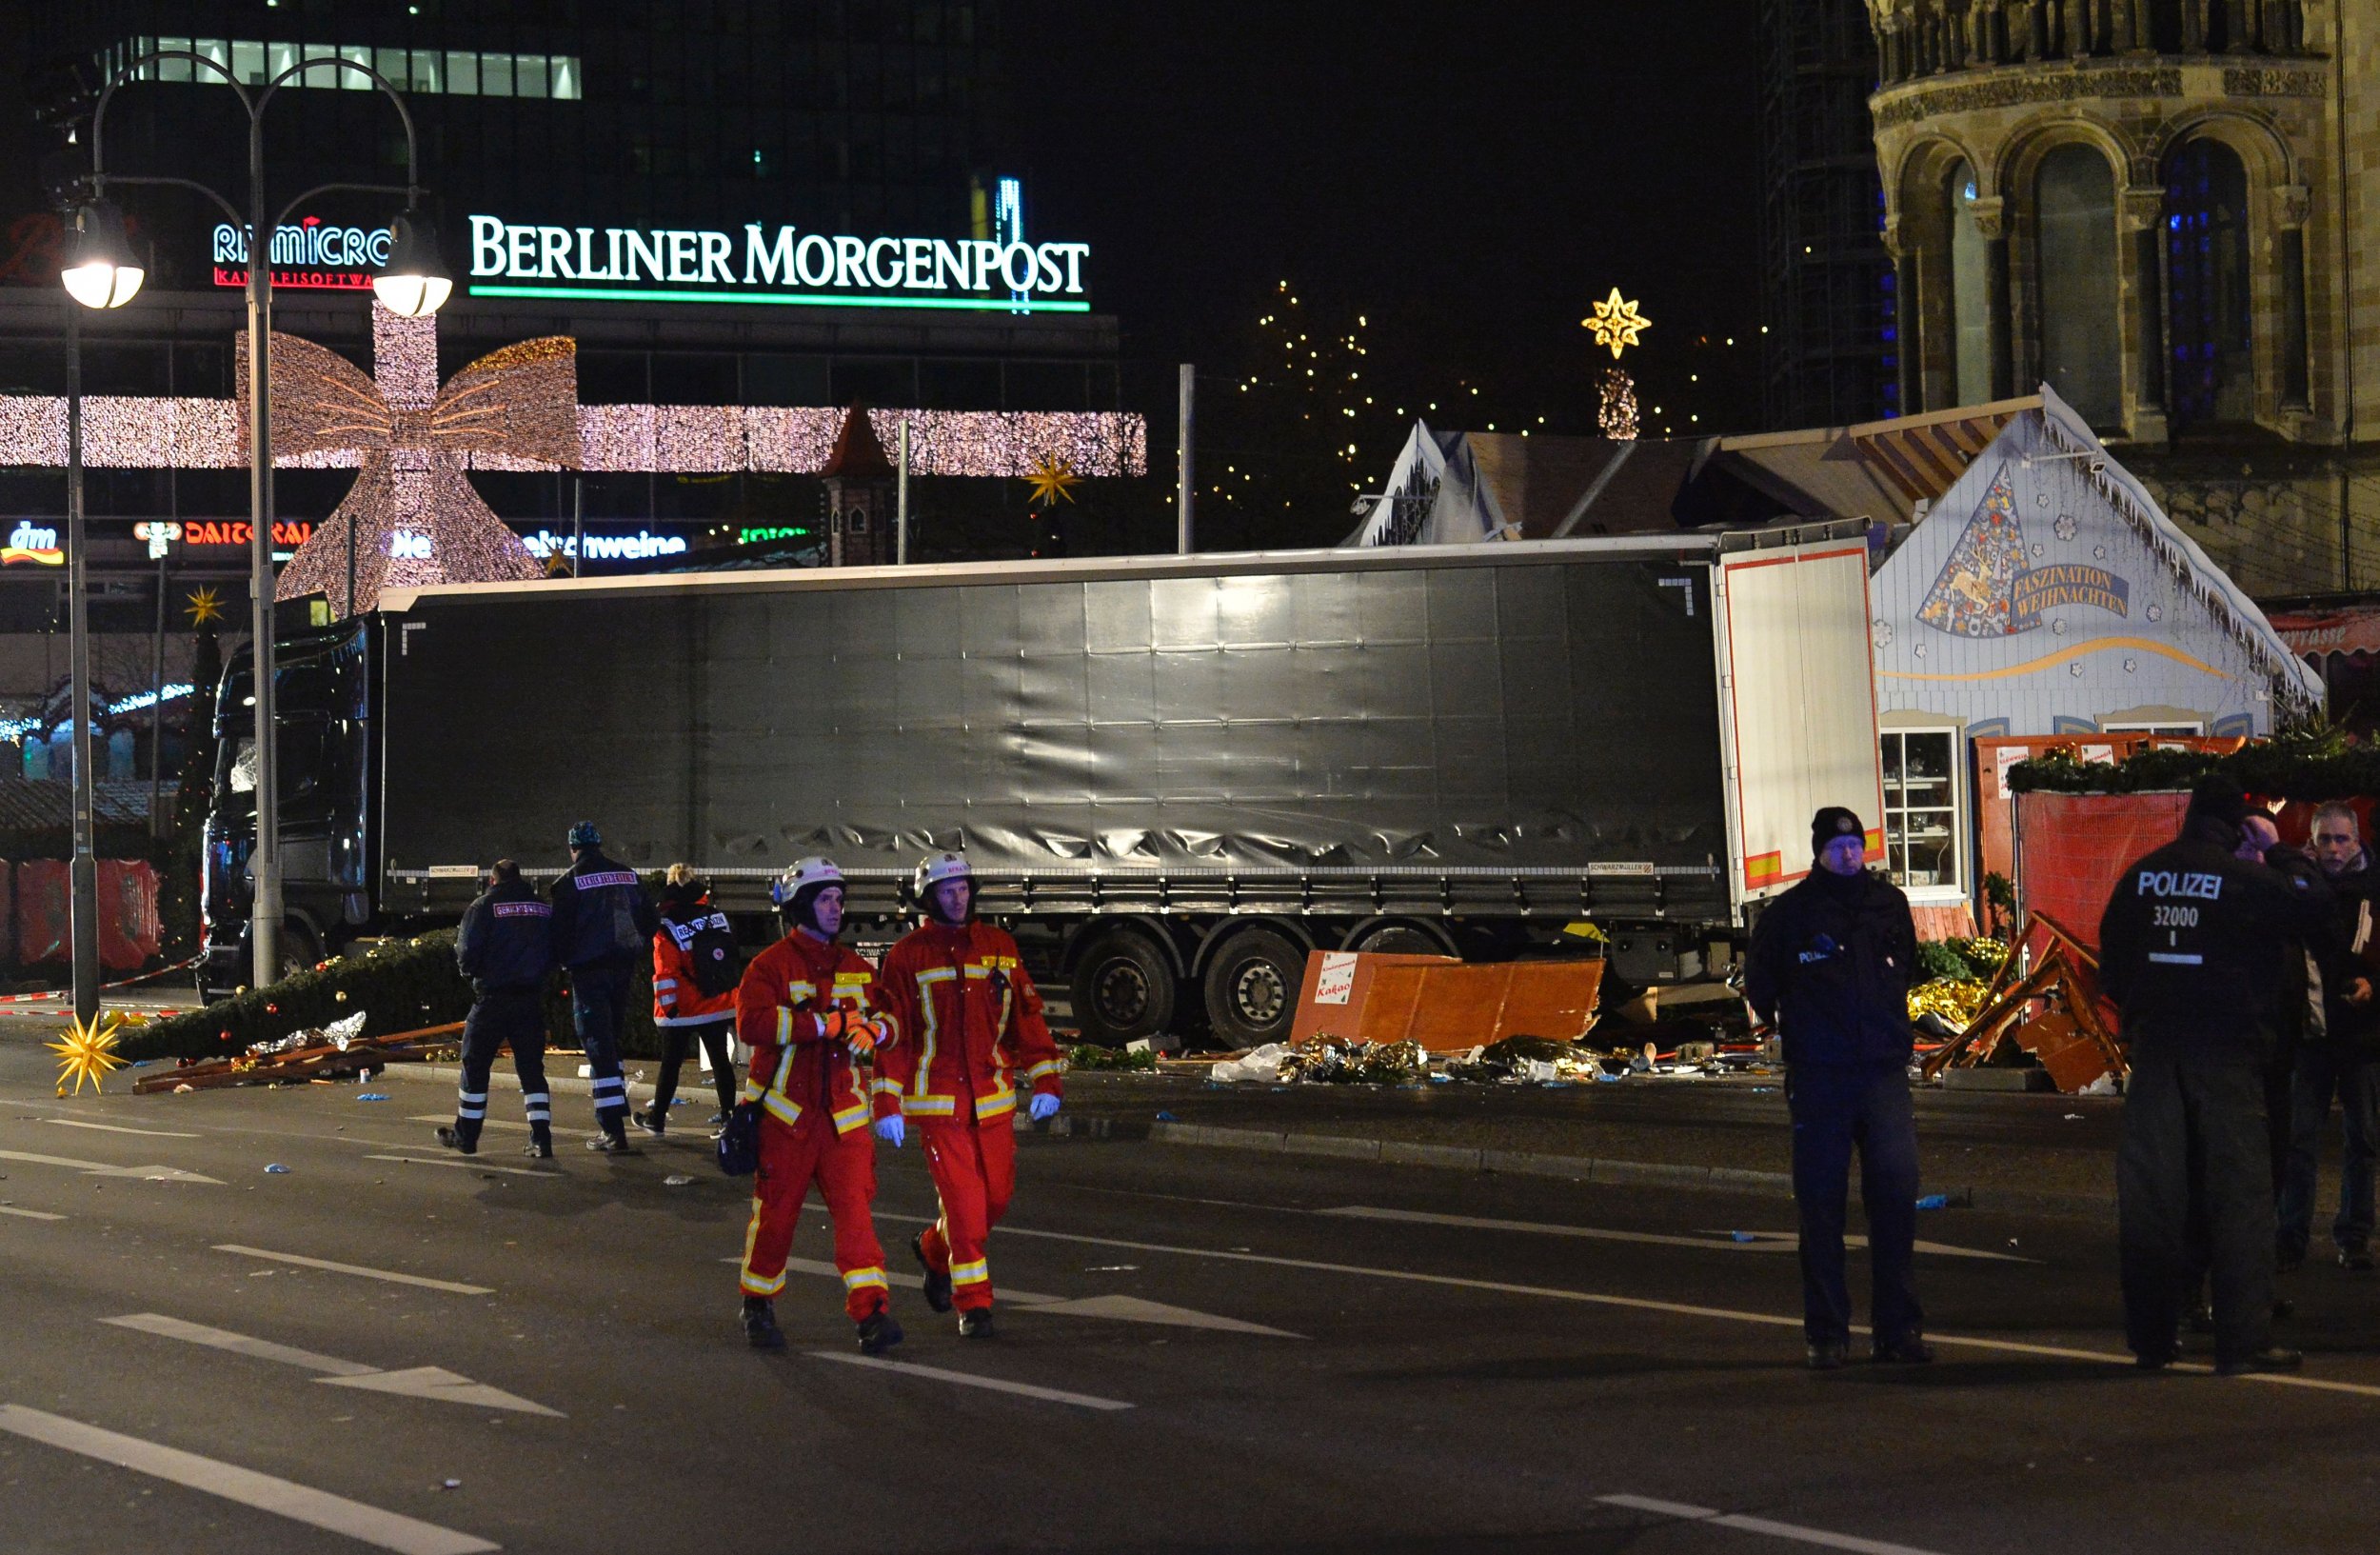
[
  {"x1": 716, "y1": 1100, "x2": 760, "y2": 1177},
  {"x1": 673, "y1": 909, "x2": 744, "y2": 998}
]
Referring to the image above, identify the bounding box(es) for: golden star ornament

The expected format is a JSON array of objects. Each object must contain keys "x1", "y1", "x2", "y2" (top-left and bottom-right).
[
  {"x1": 1582, "y1": 289, "x2": 1653, "y2": 359},
  {"x1": 1022, "y1": 455, "x2": 1081, "y2": 508},
  {"x1": 184, "y1": 586, "x2": 227, "y2": 626},
  {"x1": 49, "y1": 1012, "x2": 127, "y2": 1097}
]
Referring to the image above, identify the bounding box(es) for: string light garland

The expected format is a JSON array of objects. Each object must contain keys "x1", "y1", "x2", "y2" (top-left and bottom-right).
[{"x1": 1597, "y1": 367, "x2": 1639, "y2": 442}]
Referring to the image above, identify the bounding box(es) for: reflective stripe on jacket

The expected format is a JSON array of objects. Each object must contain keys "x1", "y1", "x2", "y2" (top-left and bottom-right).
[
  {"x1": 734, "y1": 928, "x2": 885, "y2": 1134},
  {"x1": 874, "y1": 920, "x2": 1061, "y2": 1122}
]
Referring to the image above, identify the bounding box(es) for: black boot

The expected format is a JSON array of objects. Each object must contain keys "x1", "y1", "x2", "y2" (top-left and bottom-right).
[
  {"x1": 523, "y1": 1129, "x2": 554, "y2": 1161},
  {"x1": 741, "y1": 1296, "x2": 786, "y2": 1352},
  {"x1": 2216, "y1": 1346, "x2": 2303, "y2": 1377},
  {"x1": 857, "y1": 1308, "x2": 904, "y2": 1356},
  {"x1": 1805, "y1": 1341, "x2": 1848, "y2": 1371},
  {"x1": 914, "y1": 1232, "x2": 954, "y2": 1314},
  {"x1": 1872, "y1": 1334, "x2": 1935, "y2": 1365},
  {"x1": 435, "y1": 1125, "x2": 476, "y2": 1156},
  {"x1": 958, "y1": 1306, "x2": 995, "y2": 1339}
]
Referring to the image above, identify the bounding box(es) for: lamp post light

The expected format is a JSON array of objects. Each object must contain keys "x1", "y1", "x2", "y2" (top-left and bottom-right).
[{"x1": 71, "y1": 49, "x2": 446, "y2": 994}]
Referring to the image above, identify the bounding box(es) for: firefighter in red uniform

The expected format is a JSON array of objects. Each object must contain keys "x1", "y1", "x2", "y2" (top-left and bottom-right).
[
  {"x1": 875, "y1": 851, "x2": 1063, "y2": 1338},
  {"x1": 734, "y1": 857, "x2": 903, "y2": 1356}
]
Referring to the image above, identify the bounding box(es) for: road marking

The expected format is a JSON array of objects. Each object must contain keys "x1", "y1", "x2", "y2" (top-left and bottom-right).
[
  {"x1": 1600, "y1": 1493, "x2": 1949, "y2": 1555},
  {"x1": 0, "y1": 1147, "x2": 222, "y2": 1185},
  {"x1": 0, "y1": 1405, "x2": 501, "y2": 1555},
  {"x1": 103, "y1": 1313, "x2": 380, "y2": 1376},
  {"x1": 103, "y1": 1313, "x2": 562, "y2": 1417},
  {"x1": 873, "y1": 1214, "x2": 2380, "y2": 1400},
  {"x1": 1319, "y1": 1206, "x2": 2034, "y2": 1264},
  {"x1": 749, "y1": 1256, "x2": 1298, "y2": 1333},
  {"x1": 806, "y1": 1351, "x2": 1133, "y2": 1411},
  {"x1": 0, "y1": 1206, "x2": 65, "y2": 1221},
  {"x1": 39, "y1": 1118, "x2": 201, "y2": 1139},
  {"x1": 363, "y1": 1154, "x2": 563, "y2": 1179},
  {"x1": 213, "y1": 1245, "x2": 494, "y2": 1296},
  {"x1": 407, "y1": 1114, "x2": 598, "y2": 1140}
]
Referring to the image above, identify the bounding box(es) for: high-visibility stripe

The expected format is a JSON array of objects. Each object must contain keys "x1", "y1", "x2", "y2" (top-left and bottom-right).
[
  {"x1": 654, "y1": 978, "x2": 678, "y2": 990},
  {"x1": 773, "y1": 1047, "x2": 795, "y2": 1094},
  {"x1": 831, "y1": 1102, "x2": 870, "y2": 1133},
  {"x1": 762, "y1": 1092, "x2": 803, "y2": 1126},
  {"x1": 976, "y1": 1088, "x2": 1017, "y2": 1121},
  {"x1": 775, "y1": 1007, "x2": 792, "y2": 1045},
  {"x1": 739, "y1": 1197, "x2": 778, "y2": 1297},
  {"x1": 870, "y1": 1077, "x2": 903, "y2": 1097},
  {"x1": 950, "y1": 1259, "x2": 990, "y2": 1286},
  {"x1": 456, "y1": 1088, "x2": 487, "y2": 1103},
  {"x1": 457, "y1": 1105, "x2": 486, "y2": 1120},
  {"x1": 901, "y1": 1095, "x2": 957, "y2": 1117},
  {"x1": 656, "y1": 1012, "x2": 733, "y2": 1027},
  {"x1": 913, "y1": 967, "x2": 957, "y2": 1098},
  {"x1": 1023, "y1": 1060, "x2": 1063, "y2": 1083},
  {"x1": 521, "y1": 1092, "x2": 550, "y2": 1104},
  {"x1": 843, "y1": 1266, "x2": 889, "y2": 1290},
  {"x1": 742, "y1": 1078, "x2": 765, "y2": 1103},
  {"x1": 740, "y1": 1267, "x2": 786, "y2": 1297}
]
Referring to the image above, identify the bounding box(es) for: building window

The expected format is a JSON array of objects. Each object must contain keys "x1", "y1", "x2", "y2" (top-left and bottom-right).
[
  {"x1": 2166, "y1": 139, "x2": 2253, "y2": 427},
  {"x1": 2102, "y1": 720, "x2": 2205, "y2": 736},
  {"x1": 1882, "y1": 728, "x2": 1963, "y2": 890},
  {"x1": 106, "y1": 38, "x2": 582, "y2": 100},
  {"x1": 1949, "y1": 164, "x2": 1993, "y2": 409},
  {"x1": 2035, "y1": 145, "x2": 2121, "y2": 427}
]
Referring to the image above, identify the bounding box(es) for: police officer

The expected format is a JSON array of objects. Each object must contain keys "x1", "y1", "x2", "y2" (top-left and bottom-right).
[
  {"x1": 548, "y1": 821, "x2": 659, "y2": 1152},
  {"x1": 1744, "y1": 806, "x2": 1929, "y2": 1370},
  {"x1": 2100, "y1": 775, "x2": 2330, "y2": 1375},
  {"x1": 437, "y1": 860, "x2": 557, "y2": 1158}
]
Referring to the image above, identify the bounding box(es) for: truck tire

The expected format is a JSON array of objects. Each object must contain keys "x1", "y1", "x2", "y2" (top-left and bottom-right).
[
  {"x1": 1201, "y1": 927, "x2": 1304, "y2": 1048},
  {"x1": 1353, "y1": 923, "x2": 1449, "y2": 957},
  {"x1": 1070, "y1": 930, "x2": 1176, "y2": 1047}
]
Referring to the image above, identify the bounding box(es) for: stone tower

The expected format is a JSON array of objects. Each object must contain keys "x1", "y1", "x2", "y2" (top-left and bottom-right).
[
  {"x1": 1863, "y1": 1, "x2": 2380, "y2": 594},
  {"x1": 819, "y1": 407, "x2": 895, "y2": 568}
]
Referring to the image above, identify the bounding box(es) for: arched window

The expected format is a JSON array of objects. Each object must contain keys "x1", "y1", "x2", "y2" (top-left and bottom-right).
[
  {"x1": 2035, "y1": 144, "x2": 2121, "y2": 426},
  {"x1": 2166, "y1": 138, "x2": 2254, "y2": 426},
  {"x1": 1949, "y1": 163, "x2": 1992, "y2": 408}
]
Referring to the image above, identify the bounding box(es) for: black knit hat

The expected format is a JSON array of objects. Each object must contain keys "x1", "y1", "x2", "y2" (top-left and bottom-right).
[
  {"x1": 1812, "y1": 806, "x2": 1865, "y2": 860},
  {"x1": 2186, "y1": 773, "x2": 2251, "y2": 831}
]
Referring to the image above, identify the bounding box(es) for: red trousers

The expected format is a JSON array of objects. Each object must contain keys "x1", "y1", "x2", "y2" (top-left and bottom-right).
[
  {"x1": 740, "y1": 1112, "x2": 889, "y2": 1321},
  {"x1": 917, "y1": 1115, "x2": 1018, "y2": 1311}
]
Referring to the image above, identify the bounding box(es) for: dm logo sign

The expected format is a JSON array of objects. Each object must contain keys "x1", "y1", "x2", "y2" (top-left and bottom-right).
[{"x1": 1917, "y1": 467, "x2": 2129, "y2": 638}]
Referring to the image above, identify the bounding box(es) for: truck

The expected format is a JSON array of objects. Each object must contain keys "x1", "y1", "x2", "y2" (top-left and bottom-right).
[{"x1": 198, "y1": 524, "x2": 1885, "y2": 1046}]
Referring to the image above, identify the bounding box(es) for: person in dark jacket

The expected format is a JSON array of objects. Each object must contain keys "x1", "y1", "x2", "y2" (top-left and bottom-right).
[
  {"x1": 438, "y1": 860, "x2": 557, "y2": 1158},
  {"x1": 2277, "y1": 801, "x2": 2380, "y2": 1272},
  {"x1": 1746, "y1": 805, "x2": 1929, "y2": 1370},
  {"x1": 548, "y1": 821, "x2": 659, "y2": 1152},
  {"x1": 2099, "y1": 775, "x2": 2332, "y2": 1376}
]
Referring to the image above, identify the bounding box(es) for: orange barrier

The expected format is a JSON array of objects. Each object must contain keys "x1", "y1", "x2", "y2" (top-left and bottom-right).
[
  {"x1": 2013, "y1": 790, "x2": 2191, "y2": 951},
  {"x1": 1288, "y1": 951, "x2": 1604, "y2": 1053}
]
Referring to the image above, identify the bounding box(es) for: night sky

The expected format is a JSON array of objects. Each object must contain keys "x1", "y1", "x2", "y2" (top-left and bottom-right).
[{"x1": 1008, "y1": 2, "x2": 1767, "y2": 438}]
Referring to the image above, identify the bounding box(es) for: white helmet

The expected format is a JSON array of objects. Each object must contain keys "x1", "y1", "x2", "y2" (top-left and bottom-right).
[
  {"x1": 771, "y1": 856, "x2": 843, "y2": 907},
  {"x1": 912, "y1": 850, "x2": 971, "y2": 904}
]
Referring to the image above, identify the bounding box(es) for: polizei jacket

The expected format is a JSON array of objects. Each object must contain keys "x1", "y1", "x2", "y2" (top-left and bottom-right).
[
  {"x1": 2099, "y1": 816, "x2": 2334, "y2": 1061},
  {"x1": 1745, "y1": 867, "x2": 1920, "y2": 1067}
]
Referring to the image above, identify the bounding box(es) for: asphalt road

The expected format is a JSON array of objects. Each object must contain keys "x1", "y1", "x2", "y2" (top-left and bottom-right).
[{"x1": 3, "y1": 1034, "x2": 2378, "y2": 1555}]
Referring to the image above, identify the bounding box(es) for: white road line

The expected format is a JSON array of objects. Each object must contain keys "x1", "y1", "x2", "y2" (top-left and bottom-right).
[
  {"x1": 0, "y1": 1405, "x2": 500, "y2": 1555},
  {"x1": 744, "y1": 1256, "x2": 1296, "y2": 1334},
  {"x1": 1599, "y1": 1493, "x2": 1951, "y2": 1555},
  {"x1": 872, "y1": 1213, "x2": 2380, "y2": 1400},
  {"x1": 363, "y1": 1154, "x2": 563, "y2": 1179},
  {"x1": 1319, "y1": 1205, "x2": 2034, "y2": 1264},
  {"x1": 0, "y1": 1147, "x2": 222, "y2": 1185},
  {"x1": 102, "y1": 1313, "x2": 380, "y2": 1376},
  {"x1": 806, "y1": 1351, "x2": 1133, "y2": 1411},
  {"x1": 212, "y1": 1245, "x2": 494, "y2": 1296},
  {"x1": 0, "y1": 1206, "x2": 65, "y2": 1221},
  {"x1": 724, "y1": 1253, "x2": 1063, "y2": 1305},
  {"x1": 407, "y1": 1114, "x2": 598, "y2": 1140},
  {"x1": 39, "y1": 1119, "x2": 201, "y2": 1139}
]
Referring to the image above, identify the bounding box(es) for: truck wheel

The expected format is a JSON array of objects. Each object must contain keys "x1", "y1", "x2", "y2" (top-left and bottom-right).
[
  {"x1": 276, "y1": 923, "x2": 323, "y2": 983},
  {"x1": 1353, "y1": 923, "x2": 1448, "y2": 957},
  {"x1": 1070, "y1": 930, "x2": 1176, "y2": 1047},
  {"x1": 1201, "y1": 928, "x2": 1304, "y2": 1048}
]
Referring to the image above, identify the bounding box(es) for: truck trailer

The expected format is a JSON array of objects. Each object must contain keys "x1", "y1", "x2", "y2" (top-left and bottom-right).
[{"x1": 199, "y1": 525, "x2": 1884, "y2": 1045}]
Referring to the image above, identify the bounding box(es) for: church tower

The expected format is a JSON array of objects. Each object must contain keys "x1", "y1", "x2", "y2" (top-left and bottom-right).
[{"x1": 1864, "y1": 1, "x2": 2380, "y2": 592}]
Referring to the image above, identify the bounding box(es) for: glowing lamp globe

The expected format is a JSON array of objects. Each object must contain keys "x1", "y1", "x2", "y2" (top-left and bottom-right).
[
  {"x1": 372, "y1": 214, "x2": 451, "y2": 318},
  {"x1": 61, "y1": 200, "x2": 144, "y2": 309}
]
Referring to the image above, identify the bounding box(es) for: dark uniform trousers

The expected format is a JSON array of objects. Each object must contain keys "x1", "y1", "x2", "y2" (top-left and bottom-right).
[
  {"x1": 1788, "y1": 1060, "x2": 1922, "y2": 1346},
  {"x1": 454, "y1": 987, "x2": 551, "y2": 1149},
  {"x1": 2119, "y1": 1048, "x2": 2275, "y2": 1364},
  {"x1": 570, "y1": 962, "x2": 634, "y2": 1132}
]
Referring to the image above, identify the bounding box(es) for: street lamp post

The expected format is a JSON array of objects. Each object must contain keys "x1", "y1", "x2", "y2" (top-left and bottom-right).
[{"x1": 69, "y1": 50, "x2": 448, "y2": 993}]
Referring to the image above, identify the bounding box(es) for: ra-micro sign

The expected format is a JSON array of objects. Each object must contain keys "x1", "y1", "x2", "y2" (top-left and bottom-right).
[{"x1": 466, "y1": 215, "x2": 1092, "y2": 312}]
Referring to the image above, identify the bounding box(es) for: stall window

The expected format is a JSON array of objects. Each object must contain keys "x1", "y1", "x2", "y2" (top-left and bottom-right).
[
  {"x1": 2102, "y1": 720, "x2": 2204, "y2": 736},
  {"x1": 1882, "y1": 729, "x2": 1963, "y2": 890}
]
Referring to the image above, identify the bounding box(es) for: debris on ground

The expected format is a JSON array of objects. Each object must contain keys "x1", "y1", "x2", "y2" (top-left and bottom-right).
[
  {"x1": 1064, "y1": 1043, "x2": 1156, "y2": 1072},
  {"x1": 1920, "y1": 913, "x2": 2124, "y2": 1094},
  {"x1": 1282, "y1": 1037, "x2": 1428, "y2": 1086},
  {"x1": 133, "y1": 1012, "x2": 464, "y2": 1093}
]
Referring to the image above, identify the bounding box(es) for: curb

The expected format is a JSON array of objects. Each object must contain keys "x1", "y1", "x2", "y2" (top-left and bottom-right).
[{"x1": 1085, "y1": 1117, "x2": 2116, "y2": 1221}]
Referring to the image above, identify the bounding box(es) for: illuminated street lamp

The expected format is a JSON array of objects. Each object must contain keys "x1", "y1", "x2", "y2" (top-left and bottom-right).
[{"x1": 72, "y1": 48, "x2": 442, "y2": 994}]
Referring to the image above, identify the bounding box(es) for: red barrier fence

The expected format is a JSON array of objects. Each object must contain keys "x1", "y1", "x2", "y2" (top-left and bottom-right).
[
  {"x1": 10, "y1": 858, "x2": 162, "y2": 970},
  {"x1": 2013, "y1": 790, "x2": 2192, "y2": 952}
]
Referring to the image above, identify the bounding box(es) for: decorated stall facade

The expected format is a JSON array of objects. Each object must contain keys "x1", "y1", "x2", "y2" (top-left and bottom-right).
[{"x1": 1867, "y1": 386, "x2": 2318, "y2": 929}]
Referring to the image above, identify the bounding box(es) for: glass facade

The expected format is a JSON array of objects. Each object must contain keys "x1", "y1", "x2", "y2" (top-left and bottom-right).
[
  {"x1": 2166, "y1": 138, "x2": 2254, "y2": 428},
  {"x1": 2034, "y1": 144, "x2": 2120, "y2": 427}
]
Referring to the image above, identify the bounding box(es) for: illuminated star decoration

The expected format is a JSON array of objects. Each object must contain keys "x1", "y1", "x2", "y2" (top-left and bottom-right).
[
  {"x1": 1023, "y1": 454, "x2": 1080, "y2": 508},
  {"x1": 48, "y1": 1012, "x2": 126, "y2": 1098},
  {"x1": 184, "y1": 586, "x2": 226, "y2": 626},
  {"x1": 1582, "y1": 289, "x2": 1653, "y2": 360}
]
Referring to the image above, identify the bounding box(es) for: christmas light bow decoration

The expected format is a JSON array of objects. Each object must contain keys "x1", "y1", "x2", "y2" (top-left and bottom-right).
[{"x1": 242, "y1": 309, "x2": 572, "y2": 613}]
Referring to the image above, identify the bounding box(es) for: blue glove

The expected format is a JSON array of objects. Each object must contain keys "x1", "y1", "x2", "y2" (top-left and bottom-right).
[
  {"x1": 1028, "y1": 1092, "x2": 1061, "y2": 1123},
  {"x1": 873, "y1": 1113, "x2": 905, "y2": 1148}
]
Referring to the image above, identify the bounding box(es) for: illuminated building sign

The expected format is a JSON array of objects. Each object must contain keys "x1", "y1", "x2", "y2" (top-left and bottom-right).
[
  {"x1": 523, "y1": 529, "x2": 688, "y2": 562},
  {"x1": 3, "y1": 521, "x2": 62, "y2": 567},
  {"x1": 390, "y1": 530, "x2": 433, "y2": 560},
  {"x1": 135, "y1": 520, "x2": 316, "y2": 549},
  {"x1": 212, "y1": 216, "x2": 394, "y2": 291},
  {"x1": 466, "y1": 210, "x2": 1091, "y2": 313},
  {"x1": 736, "y1": 526, "x2": 813, "y2": 545}
]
